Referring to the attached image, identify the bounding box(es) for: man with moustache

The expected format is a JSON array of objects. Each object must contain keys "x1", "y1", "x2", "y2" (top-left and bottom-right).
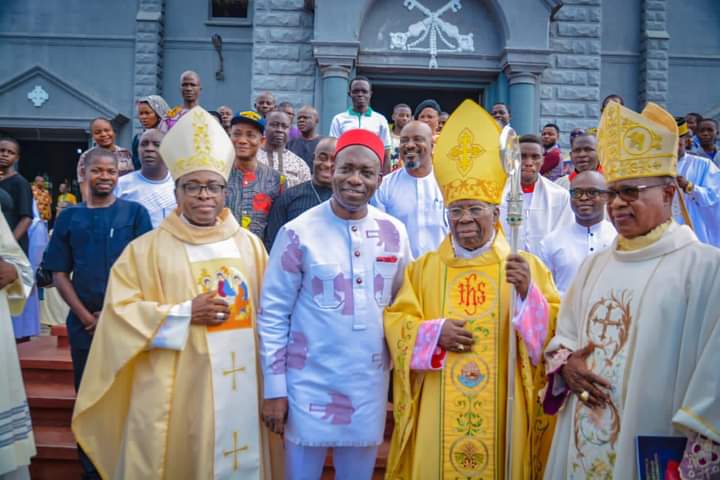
[
  {"x1": 287, "y1": 105, "x2": 321, "y2": 169},
  {"x1": 543, "y1": 102, "x2": 720, "y2": 479},
  {"x1": 265, "y1": 137, "x2": 336, "y2": 248},
  {"x1": 43, "y1": 147, "x2": 151, "y2": 478},
  {"x1": 384, "y1": 101, "x2": 560, "y2": 479},
  {"x1": 256, "y1": 110, "x2": 311, "y2": 188},
  {"x1": 71, "y1": 107, "x2": 280, "y2": 479},
  {"x1": 226, "y1": 111, "x2": 284, "y2": 242},
  {"x1": 116, "y1": 128, "x2": 176, "y2": 228},
  {"x1": 500, "y1": 135, "x2": 573, "y2": 255},
  {"x1": 538, "y1": 170, "x2": 616, "y2": 295},
  {"x1": 372, "y1": 121, "x2": 447, "y2": 258},
  {"x1": 259, "y1": 129, "x2": 412, "y2": 479},
  {"x1": 555, "y1": 133, "x2": 602, "y2": 189}
]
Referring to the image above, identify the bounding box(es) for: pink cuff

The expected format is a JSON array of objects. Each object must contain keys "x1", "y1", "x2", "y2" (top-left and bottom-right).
[
  {"x1": 513, "y1": 283, "x2": 549, "y2": 366},
  {"x1": 410, "y1": 319, "x2": 447, "y2": 371},
  {"x1": 680, "y1": 432, "x2": 720, "y2": 479},
  {"x1": 543, "y1": 348, "x2": 572, "y2": 415}
]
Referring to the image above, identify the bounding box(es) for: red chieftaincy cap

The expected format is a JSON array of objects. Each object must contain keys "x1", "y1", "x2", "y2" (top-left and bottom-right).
[{"x1": 335, "y1": 129, "x2": 385, "y2": 164}]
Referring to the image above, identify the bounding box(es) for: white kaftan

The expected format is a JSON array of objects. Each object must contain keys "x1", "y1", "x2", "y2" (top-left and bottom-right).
[
  {"x1": 258, "y1": 201, "x2": 412, "y2": 447},
  {"x1": 371, "y1": 167, "x2": 448, "y2": 258},
  {"x1": 500, "y1": 175, "x2": 573, "y2": 256},
  {"x1": 537, "y1": 219, "x2": 616, "y2": 295},
  {"x1": 673, "y1": 153, "x2": 720, "y2": 247}
]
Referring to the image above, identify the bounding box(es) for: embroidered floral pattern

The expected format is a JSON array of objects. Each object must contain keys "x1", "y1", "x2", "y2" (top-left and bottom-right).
[
  {"x1": 410, "y1": 319, "x2": 446, "y2": 370},
  {"x1": 680, "y1": 433, "x2": 720, "y2": 479}
]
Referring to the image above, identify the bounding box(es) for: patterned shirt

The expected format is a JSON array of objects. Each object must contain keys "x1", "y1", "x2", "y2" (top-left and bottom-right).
[
  {"x1": 256, "y1": 149, "x2": 312, "y2": 188},
  {"x1": 226, "y1": 163, "x2": 284, "y2": 243}
]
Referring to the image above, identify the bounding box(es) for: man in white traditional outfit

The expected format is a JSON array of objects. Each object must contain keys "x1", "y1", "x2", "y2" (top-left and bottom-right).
[
  {"x1": 258, "y1": 129, "x2": 412, "y2": 479},
  {"x1": 372, "y1": 120, "x2": 448, "y2": 257},
  {"x1": 500, "y1": 134, "x2": 573, "y2": 255},
  {"x1": 543, "y1": 102, "x2": 720, "y2": 479},
  {"x1": 72, "y1": 107, "x2": 279, "y2": 479},
  {"x1": 538, "y1": 170, "x2": 616, "y2": 295},
  {"x1": 673, "y1": 117, "x2": 720, "y2": 247},
  {"x1": 0, "y1": 210, "x2": 34, "y2": 480}
]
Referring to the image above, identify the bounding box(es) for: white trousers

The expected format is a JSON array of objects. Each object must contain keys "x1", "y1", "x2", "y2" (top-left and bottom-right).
[{"x1": 284, "y1": 438, "x2": 378, "y2": 480}]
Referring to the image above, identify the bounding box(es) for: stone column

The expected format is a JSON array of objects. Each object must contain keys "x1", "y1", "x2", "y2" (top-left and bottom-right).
[
  {"x1": 507, "y1": 72, "x2": 539, "y2": 135},
  {"x1": 312, "y1": 42, "x2": 358, "y2": 135},
  {"x1": 639, "y1": 0, "x2": 669, "y2": 107},
  {"x1": 132, "y1": 0, "x2": 164, "y2": 135}
]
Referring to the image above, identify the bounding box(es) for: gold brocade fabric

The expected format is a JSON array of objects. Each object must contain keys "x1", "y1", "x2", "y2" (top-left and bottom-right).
[
  {"x1": 384, "y1": 232, "x2": 561, "y2": 480},
  {"x1": 616, "y1": 220, "x2": 673, "y2": 251}
]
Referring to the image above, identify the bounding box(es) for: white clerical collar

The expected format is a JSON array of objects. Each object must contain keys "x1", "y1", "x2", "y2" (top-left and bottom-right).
[
  {"x1": 451, "y1": 231, "x2": 496, "y2": 259},
  {"x1": 180, "y1": 213, "x2": 219, "y2": 228}
]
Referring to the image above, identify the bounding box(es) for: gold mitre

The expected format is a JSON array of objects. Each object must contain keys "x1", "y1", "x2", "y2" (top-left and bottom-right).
[
  {"x1": 159, "y1": 106, "x2": 234, "y2": 181},
  {"x1": 597, "y1": 101, "x2": 678, "y2": 183},
  {"x1": 433, "y1": 100, "x2": 506, "y2": 205}
]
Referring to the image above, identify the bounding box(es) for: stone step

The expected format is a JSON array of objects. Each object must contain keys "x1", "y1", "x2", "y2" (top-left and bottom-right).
[
  {"x1": 18, "y1": 335, "x2": 74, "y2": 385},
  {"x1": 29, "y1": 425, "x2": 83, "y2": 480},
  {"x1": 25, "y1": 380, "x2": 75, "y2": 427}
]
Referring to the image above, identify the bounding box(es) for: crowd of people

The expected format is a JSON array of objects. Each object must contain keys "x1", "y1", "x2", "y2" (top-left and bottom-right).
[{"x1": 1, "y1": 68, "x2": 719, "y2": 480}]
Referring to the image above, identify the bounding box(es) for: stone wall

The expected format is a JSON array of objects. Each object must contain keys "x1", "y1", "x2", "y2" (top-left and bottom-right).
[
  {"x1": 539, "y1": 0, "x2": 602, "y2": 146},
  {"x1": 251, "y1": 0, "x2": 315, "y2": 108},
  {"x1": 133, "y1": 0, "x2": 164, "y2": 134},
  {"x1": 639, "y1": 0, "x2": 669, "y2": 107}
]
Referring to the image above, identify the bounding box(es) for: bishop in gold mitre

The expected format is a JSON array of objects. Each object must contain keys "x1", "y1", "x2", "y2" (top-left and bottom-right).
[
  {"x1": 384, "y1": 99, "x2": 561, "y2": 479},
  {"x1": 542, "y1": 102, "x2": 720, "y2": 479},
  {"x1": 72, "y1": 107, "x2": 282, "y2": 479}
]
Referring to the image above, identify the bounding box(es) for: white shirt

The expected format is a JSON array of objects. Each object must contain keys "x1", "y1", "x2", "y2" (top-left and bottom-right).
[
  {"x1": 538, "y1": 219, "x2": 616, "y2": 295},
  {"x1": 115, "y1": 171, "x2": 176, "y2": 228},
  {"x1": 329, "y1": 108, "x2": 392, "y2": 148},
  {"x1": 500, "y1": 175, "x2": 574, "y2": 255},
  {"x1": 372, "y1": 167, "x2": 447, "y2": 258}
]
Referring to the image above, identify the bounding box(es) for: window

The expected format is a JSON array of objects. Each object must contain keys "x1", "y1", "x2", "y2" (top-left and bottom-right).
[{"x1": 210, "y1": 0, "x2": 249, "y2": 19}]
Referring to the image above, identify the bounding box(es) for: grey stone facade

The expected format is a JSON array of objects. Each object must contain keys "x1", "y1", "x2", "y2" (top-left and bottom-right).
[
  {"x1": 251, "y1": 0, "x2": 315, "y2": 108},
  {"x1": 639, "y1": 0, "x2": 670, "y2": 107},
  {"x1": 133, "y1": 0, "x2": 165, "y2": 132},
  {"x1": 540, "y1": 0, "x2": 603, "y2": 140}
]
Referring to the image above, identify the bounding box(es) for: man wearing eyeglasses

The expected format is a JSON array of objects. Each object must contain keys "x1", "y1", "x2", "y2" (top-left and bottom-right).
[
  {"x1": 538, "y1": 170, "x2": 616, "y2": 295},
  {"x1": 384, "y1": 101, "x2": 561, "y2": 479},
  {"x1": 543, "y1": 102, "x2": 720, "y2": 479},
  {"x1": 72, "y1": 108, "x2": 281, "y2": 479}
]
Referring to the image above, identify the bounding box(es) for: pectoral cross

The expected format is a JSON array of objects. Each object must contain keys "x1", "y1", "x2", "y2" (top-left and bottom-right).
[
  {"x1": 223, "y1": 351, "x2": 246, "y2": 391},
  {"x1": 223, "y1": 431, "x2": 248, "y2": 471}
]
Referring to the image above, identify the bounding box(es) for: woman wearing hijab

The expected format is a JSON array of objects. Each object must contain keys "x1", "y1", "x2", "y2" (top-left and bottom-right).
[{"x1": 131, "y1": 95, "x2": 170, "y2": 170}]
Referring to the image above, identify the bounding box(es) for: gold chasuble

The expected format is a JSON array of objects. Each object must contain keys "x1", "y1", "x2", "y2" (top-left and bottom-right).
[
  {"x1": 385, "y1": 233, "x2": 560, "y2": 479},
  {"x1": 384, "y1": 100, "x2": 561, "y2": 479},
  {"x1": 72, "y1": 210, "x2": 280, "y2": 479}
]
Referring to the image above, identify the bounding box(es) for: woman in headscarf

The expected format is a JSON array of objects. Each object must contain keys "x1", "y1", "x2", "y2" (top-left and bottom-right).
[{"x1": 131, "y1": 95, "x2": 170, "y2": 170}]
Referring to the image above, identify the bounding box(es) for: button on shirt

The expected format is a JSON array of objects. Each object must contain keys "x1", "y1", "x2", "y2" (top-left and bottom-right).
[
  {"x1": 43, "y1": 199, "x2": 152, "y2": 348},
  {"x1": 329, "y1": 108, "x2": 392, "y2": 149},
  {"x1": 372, "y1": 167, "x2": 448, "y2": 258},
  {"x1": 538, "y1": 219, "x2": 616, "y2": 295}
]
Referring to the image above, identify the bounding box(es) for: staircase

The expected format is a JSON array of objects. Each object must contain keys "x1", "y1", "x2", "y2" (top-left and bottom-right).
[
  {"x1": 18, "y1": 327, "x2": 393, "y2": 479},
  {"x1": 17, "y1": 326, "x2": 82, "y2": 479}
]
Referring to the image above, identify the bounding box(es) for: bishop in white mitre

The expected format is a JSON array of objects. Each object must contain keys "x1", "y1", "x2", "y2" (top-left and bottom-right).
[
  {"x1": 72, "y1": 107, "x2": 281, "y2": 479},
  {"x1": 542, "y1": 102, "x2": 720, "y2": 479}
]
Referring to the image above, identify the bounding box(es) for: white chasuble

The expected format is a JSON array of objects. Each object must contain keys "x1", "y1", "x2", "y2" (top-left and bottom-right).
[
  {"x1": 185, "y1": 238, "x2": 261, "y2": 479},
  {"x1": 544, "y1": 223, "x2": 720, "y2": 479}
]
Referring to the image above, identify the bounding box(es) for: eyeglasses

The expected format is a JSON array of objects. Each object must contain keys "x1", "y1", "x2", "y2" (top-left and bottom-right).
[
  {"x1": 447, "y1": 205, "x2": 493, "y2": 220},
  {"x1": 569, "y1": 188, "x2": 608, "y2": 200},
  {"x1": 181, "y1": 183, "x2": 226, "y2": 197},
  {"x1": 606, "y1": 183, "x2": 668, "y2": 203}
]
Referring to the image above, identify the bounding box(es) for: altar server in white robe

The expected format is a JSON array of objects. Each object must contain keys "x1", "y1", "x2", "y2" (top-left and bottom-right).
[
  {"x1": 538, "y1": 170, "x2": 616, "y2": 295},
  {"x1": 500, "y1": 134, "x2": 573, "y2": 256},
  {"x1": 0, "y1": 209, "x2": 34, "y2": 480},
  {"x1": 259, "y1": 129, "x2": 412, "y2": 479},
  {"x1": 372, "y1": 121, "x2": 447, "y2": 257},
  {"x1": 543, "y1": 101, "x2": 720, "y2": 479},
  {"x1": 673, "y1": 117, "x2": 720, "y2": 247}
]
